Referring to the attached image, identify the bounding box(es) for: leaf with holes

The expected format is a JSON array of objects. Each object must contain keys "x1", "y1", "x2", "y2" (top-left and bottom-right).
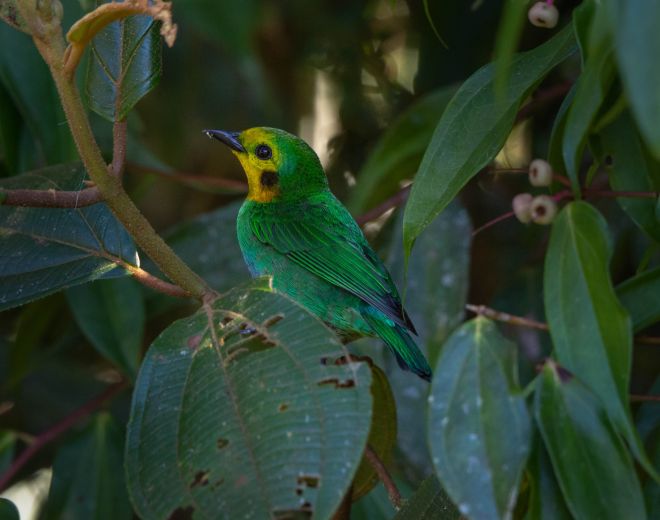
[
  {"x1": 0, "y1": 163, "x2": 138, "y2": 311},
  {"x1": 402, "y1": 24, "x2": 576, "y2": 258},
  {"x1": 86, "y1": 13, "x2": 161, "y2": 122},
  {"x1": 125, "y1": 281, "x2": 372, "y2": 520},
  {"x1": 428, "y1": 317, "x2": 531, "y2": 520}
]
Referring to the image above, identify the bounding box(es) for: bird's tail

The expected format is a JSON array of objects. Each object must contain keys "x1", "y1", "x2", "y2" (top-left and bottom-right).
[{"x1": 363, "y1": 310, "x2": 432, "y2": 381}]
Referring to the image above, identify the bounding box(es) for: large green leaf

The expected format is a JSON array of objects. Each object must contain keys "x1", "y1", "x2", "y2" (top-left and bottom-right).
[
  {"x1": 547, "y1": 83, "x2": 577, "y2": 175},
  {"x1": 593, "y1": 111, "x2": 660, "y2": 242},
  {"x1": 383, "y1": 202, "x2": 470, "y2": 480},
  {"x1": 42, "y1": 413, "x2": 131, "y2": 520},
  {"x1": 126, "y1": 282, "x2": 372, "y2": 520},
  {"x1": 86, "y1": 13, "x2": 162, "y2": 122},
  {"x1": 347, "y1": 86, "x2": 456, "y2": 214},
  {"x1": 616, "y1": 267, "x2": 660, "y2": 332},
  {"x1": 0, "y1": 24, "x2": 77, "y2": 167},
  {"x1": 66, "y1": 277, "x2": 144, "y2": 379},
  {"x1": 0, "y1": 163, "x2": 138, "y2": 311},
  {"x1": 493, "y1": 0, "x2": 528, "y2": 96},
  {"x1": 394, "y1": 475, "x2": 460, "y2": 520},
  {"x1": 525, "y1": 437, "x2": 572, "y2": 520},
  {"x1": 0, "y1": 499, "x2": 18, "y2": 520},
  {"x1": 543, "y1": 201, "x2": 651, "y2": 470},
  {"x1": 402, "y1": 23, "x2": 576, "y2": 257},
  {"x1": 609, "y1": 0, "x2": 660, "y2": 159},
  {"x1": 534, "y1": 362, "x2": 646, "y2": 520},
  {"x1": 428, "y1": 317, "x2": 531, "y2": 520}
]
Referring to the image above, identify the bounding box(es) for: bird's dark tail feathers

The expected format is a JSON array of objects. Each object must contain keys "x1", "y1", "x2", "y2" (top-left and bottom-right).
[{"x1": 363, "y1": 310, "x2": 432, "y2": 381}]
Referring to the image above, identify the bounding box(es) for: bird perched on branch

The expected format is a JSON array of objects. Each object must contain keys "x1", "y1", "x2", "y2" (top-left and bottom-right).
[{"x1": 205, "y1": 127, "x2": 431, "y2": 381}]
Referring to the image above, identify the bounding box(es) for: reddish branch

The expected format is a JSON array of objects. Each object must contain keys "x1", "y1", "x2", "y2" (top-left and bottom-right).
[
  {"x1": 125, "y1": 264, "x2": 191, "y2": 298},
  {"x1": 364, "y1": 444, "x2": 403, "y2": 509},
  {"x1": 356, "y1": 185, "x2": 411, "y2": 226},
  {"x1": 0, "y1": 381, "x2": 126, "y2": 492}
]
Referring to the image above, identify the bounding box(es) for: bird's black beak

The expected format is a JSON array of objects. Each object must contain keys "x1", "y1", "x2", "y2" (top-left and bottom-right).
[{"x1": 203, "y1": 129, "x2": 246, "y2": 153}]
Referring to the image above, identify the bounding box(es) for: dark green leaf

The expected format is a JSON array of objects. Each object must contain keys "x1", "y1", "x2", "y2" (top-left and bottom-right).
[
  {"x1": 616, "y1": 267, "x2": 660, "y2": 332},
  {"x1": 428, "y1": 317, "x2": 531, "y2": 519},
  {"x1": 86, "y1": 14, "x2": 162, "y2": 122},
  {"x1": 403, "y1": 24, "x2": 576, "y2": 257},
  {"x1": 0, "y1": 498, "x2": 19, "y2": 520},
  {"x1": 384, "y1": 202, "x2": 471, "y2": 480},
  {"x1": 594, "y1": 111, "x2": 660, "y2": 242},
  {"x1": 0, "y1": 25, "x2": 77, "y2": 166},
  {"x1": 609, "y1": 0, "x2": 660, "y2": 158},
  {"x1": 0, "y1": 430, "x2": 16, "y2": 474},
  {"x1": 534, "y1": 362, "x2": 646, "y2": 519},
  {"x1": 126, "y1": 282, "x2": 372, "y2": 520},
  {"x1": 493, "y1": 0, "x2": 528, "y2": 97},
  {"x1": 547, "y1": 83, "x2": 577, "y2": 175},
  {"x1": 0, "y1": 163, "x2": 138, "y2": 311},
  {"x1": 394, "y1": 475, "x2": 460, "y2": 520},
  {"x1": 525, "y1": 437, "x2": 572, "y2": 520},
  {"x1": 347, "y1": 86, "x2": 456, "y2": 214},
  {"x1": 66, "y1": 277, "x2": 144, "y2": 379},
  {"x1": 543, "y1": 201, "x2": 653, "y2": 473},
  {"x1": 43, "y1": 413, "x2": 132, "y2": 520},
  {"x1": 0, "y1": 83, "x2": 20, "y2": 174},
  {"x1": 645, "y1": 434, "x2": 660, "y2": 518}
]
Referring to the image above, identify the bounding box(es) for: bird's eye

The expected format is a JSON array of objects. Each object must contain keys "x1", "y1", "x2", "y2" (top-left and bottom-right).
[{"x1": 255, "y1": 144, "x2": 272, "y2": 160}]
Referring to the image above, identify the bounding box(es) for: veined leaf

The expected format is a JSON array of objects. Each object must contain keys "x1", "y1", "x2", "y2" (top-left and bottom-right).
[
  {"x1": 86, "y1": 13, "x2": 162, "y2": 122},
  {"x1": 616, "y1": 266, "x2": 660, "y2": 332},
  {"x1": 428, "y1": 317, "x2": 531, "y2": 520},
  {"x1": 0, "y1": 163, "x2": 138, "y2": 311},
  {"x1": 403, "y1": 23, "x2": 576, "y2": 258},
  {"x1": 126, "y1": 282, "x2": 372, "y2": 520},
  {"x1": 534, "y1": 362, "x2": 646, "y2": 520},
  {"x1": 394, "y1": 475, "x2": 460, "y2": 520}
]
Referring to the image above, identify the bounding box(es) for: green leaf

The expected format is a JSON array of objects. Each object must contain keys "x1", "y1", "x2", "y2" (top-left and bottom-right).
[
  {"x1": 347, "y1": 86, "x2": 456, "y2": 214},
  {"x1": 66, "y1": 277, "x2": 144, "y2": 379},
  {"x1": 0, "y1": 498, "x2": 19, "y2": 520},
  {"x1": 428, "y1": 317, "x2": 532, "y2": 519},
  {"x1": 493, "y1": 0, "x2": 528, "y2": 97},
  {"x1": 0, "y1": 163, "x2": 138, "y2": 311},
  {"x1": 547, "y1": 83, "x2": 576, "y2": 174},
  {"x1": 593, "y1": 111, "x2": 660, "y2": 242},
  {"x1": 616, "y1": 267, "x2": 660, "y2": 332},
  {"x1": 86, "y1": 14, "x2": 162, "y2": 122},
  {"x1": 0, "y1": 430, "x2": 16, "y2": 474},
  {"x1": 351, "y1": 365, "x2": 397, "y2": 501},
  {"x1": 403, "y1": 23, "x2": 576, "y2": 258},
  {"x1": 126, "y1": 282, "x2": 373, "y2": 520},
  {"x1": 543, "y1": 201, "x2": 653, "y2": 473},
  {"x1": 384, "y1": 202, "x2": 471, "y2": 479},
  {"x1": 43, "y1": 413, "x2": 132, "y2": 520},
  {"x1": 525, "y1": 437, "x2": 572, "y2": 520},
  {"x1": 0, "y1": 24, "x2": 77, "y2": 166},
  {"x1": 534, "y1": 362, "x2": 646, "y2": 519},
  {"x1": 394, "y1": 475, "x2": 460, "y2": 520},
  {"x1": 609, "y1": 0, "x2": 660, "y2": 158}
]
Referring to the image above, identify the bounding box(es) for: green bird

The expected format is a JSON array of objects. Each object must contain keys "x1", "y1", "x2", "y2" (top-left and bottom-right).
[{"x1": 205, "y1": 127, "x2": 431, "y2": 381}]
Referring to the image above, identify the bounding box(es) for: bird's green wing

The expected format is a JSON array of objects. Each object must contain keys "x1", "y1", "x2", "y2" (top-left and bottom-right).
[{"x1": 249, "y1": 198, "x2": 416, "y2": 333}]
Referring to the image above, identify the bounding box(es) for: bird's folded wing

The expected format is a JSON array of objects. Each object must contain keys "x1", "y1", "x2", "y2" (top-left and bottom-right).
[{"x1": 249, "y1": 204, "x2": 415, "y2": 333}]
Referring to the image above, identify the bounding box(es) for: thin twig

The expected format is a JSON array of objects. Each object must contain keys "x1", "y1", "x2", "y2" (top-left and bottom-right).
[
  {"x1": 472, "y1": 211, "x2": 516, "y2": 237},
  {"x1": 111, "y1": 119, "x2": 128, "y2": 178},
  {"x1": 1, "y1": 186, "x2": 102, "y2": 208},
  {"x1": 0, "y1": 381, "x2": 126, "y2": 492},
  {"x1": 585, "y1": 189, "x2": 659, "y2": 199},
  {"x1": 635, "y1": 335, "x2": 660, "y2": 346},
  {"x1": 364, "y1": 444, "x2": 403, "y2": 510},
  {"x1": 630, "y1": 395, "x2": 660, "y2": 403},
  {"x1": 515, "y1": 81, "x2": 572, "y2": 123},
  {"x1": 128, "y1": 162, "x2": 247, "y2": 192},
  {"x1": 466, "y1": 304, "x2": 548, "y2": 330},
  {"x1": 356, "y1": 185, "x2": 411, "y2": 226}
]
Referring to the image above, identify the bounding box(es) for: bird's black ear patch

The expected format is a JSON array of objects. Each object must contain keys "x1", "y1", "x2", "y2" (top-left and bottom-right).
[{"x1": 260, "y1": 170, "x2": 279, "y2": 187}]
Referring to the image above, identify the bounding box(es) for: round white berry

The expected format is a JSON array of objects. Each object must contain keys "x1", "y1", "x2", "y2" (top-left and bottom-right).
[
  {"x1": 528, "y1": 2, "x2": 559, "y2": 29},
  {"x1": 529, "y1": 158, "x2": 553, "y2": 187},
  {"x1": 513, "y1": 193, "x2": 534, "y2": 224},
  {"x1": 530, "y1": 195, "x2": 558, "y2": 225}
]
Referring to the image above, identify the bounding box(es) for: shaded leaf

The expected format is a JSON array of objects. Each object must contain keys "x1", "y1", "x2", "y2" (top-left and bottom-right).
[
  {"x1": 403, "y1": 23, "x2": 576, "y2": 257},
  {"x1": 0, "y1": 430, "x2": 16, "y2": 474},
  {"x1": 347, "y1": 86, "x2": 456, "y2": 213},
  {"x1": 525, "y1": 436, "x2": 572, "y2": 520},
  {"x1": 428, "y1": 317, "x2": 531, "y2": 520},
  {"x1": 547, "y1": 83, "x2": 577, "y2": 175},
  {"x1": 609, "y1": 0, "x2": 660, "y2": 159},
  {"x1": 0, "y1": 163, "x2": 138, "y2": 311},
  {"x1": 594, "y1": 111, "x2": 660, "y2": 242},
  {"x1": 493, "y1": 0, "x2": 528, "y2": 96},
  {"x1": 616, "y1": 266, "x2": 660, "y2": 332},
  {"x1": 394, "y1": 475, "x2": 460, "y2": 520},
  {"x1": 66, "y1": 277, "x2": 144, "y2": 379},
  {"x1": 86, "y1": 14, "x2": 162, "y2": 122},
  {"x1": 383, "y1": 203, "x2": 471, "y2": 480},
  {"x1": 0, "y1": 498, "x2": 18, "y2": 520},
  {"x1": 352, "y1": 364, "x2": 397, "y2": 501},
  {"x1": 126, "y1": 282, "x2": 372, "y2": 520},
  {"x1": 543, "y1": 201, "x2": 652, "y2": 473},
  {"x1": 43, "y1": 413, "x2": 132, "y2": 520},
  {"x1": 534, "y1": 361, "x2": 646, "y2": 520}
]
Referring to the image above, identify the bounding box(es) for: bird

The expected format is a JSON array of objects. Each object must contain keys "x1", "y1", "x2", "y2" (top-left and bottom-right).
[{"x1": 204, "y1": 127, "x2": 431, "y2": 381}]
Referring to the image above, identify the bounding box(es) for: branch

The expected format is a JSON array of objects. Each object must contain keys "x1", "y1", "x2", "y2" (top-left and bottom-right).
[
  {"x1": 0, "y1": 381, "x2": 125, "y2": 492},
  {"x1": 0, "y1": 186, "x2": 102, "y2": 208},
  {"x1": 364, "y1": 444, "x2": 403, "y2": 510},
  {"x1": 515, "y1": 81, "x2": 572, "y2": 123},
  {"x1": 111, "y1": 119, "x2": 128, "y2": 178},
  {"x1": 125, "y1": 265, "x2": 191, "y2": 299},
  {"x1": 356, "y1": 185, "x2": 411, "y2": 226},
  {"x1": 630, "y1": 395, "x2": 660, "y2": 403},
  {"x1": 472, "y1": 211, "x2": 516, "y2": 237}
]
